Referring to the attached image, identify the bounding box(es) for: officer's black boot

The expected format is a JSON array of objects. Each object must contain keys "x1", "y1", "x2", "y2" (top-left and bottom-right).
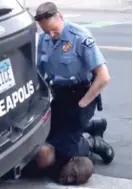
[
  {"x1": 84, "y1": 118, "x2": 107, "y2": 138},
  {"x1": 88, "y1": 136, "x2": 115, "y2": 164}
]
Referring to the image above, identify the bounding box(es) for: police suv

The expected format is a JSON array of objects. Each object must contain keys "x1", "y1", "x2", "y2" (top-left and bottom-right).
[{"x1": 0, "y1": 0, "x2": 51, "y2": 178}]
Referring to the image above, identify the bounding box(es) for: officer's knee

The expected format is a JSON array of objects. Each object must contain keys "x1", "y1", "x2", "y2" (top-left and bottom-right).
[{"x1": 36, "y1": 144, "x2": 56, "y2": 168}]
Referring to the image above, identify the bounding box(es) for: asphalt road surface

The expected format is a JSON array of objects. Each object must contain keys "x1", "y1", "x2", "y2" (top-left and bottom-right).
[
  {"x1": 88, "y1": 24, "x2": 132, "y2": 179},
  {"x1": 0, "y1": 11, "x2": 132, "y2": 189}
]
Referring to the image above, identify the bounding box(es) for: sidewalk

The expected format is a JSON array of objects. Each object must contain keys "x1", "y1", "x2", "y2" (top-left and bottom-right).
[
  {"x1": 43, "y1": 174, "x2": 132, "y2": 189},
  {"x1": 0, "y1": 174, "x2": 132, "y2": 189},
  {"x1": 20, "y1": 0, "x2": 132, "y2": 13}
]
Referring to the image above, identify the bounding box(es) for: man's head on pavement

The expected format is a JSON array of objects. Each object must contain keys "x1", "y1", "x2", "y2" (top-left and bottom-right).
[
  {"x1": 35, "y1": 2, "x2": 64, "y2": 39},
  {"x1": 59, "y1": 157, "x2": 94, "y2": 185}
]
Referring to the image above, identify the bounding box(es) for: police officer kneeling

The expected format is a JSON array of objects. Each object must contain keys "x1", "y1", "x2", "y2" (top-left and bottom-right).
[{"x1": 34, "y1": 2, "x2": 115, "y2": 184}]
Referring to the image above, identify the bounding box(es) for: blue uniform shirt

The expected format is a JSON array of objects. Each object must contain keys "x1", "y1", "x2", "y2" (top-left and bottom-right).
[{"x1": 37, "y1": 20, "x2": 106, "y2": 83}]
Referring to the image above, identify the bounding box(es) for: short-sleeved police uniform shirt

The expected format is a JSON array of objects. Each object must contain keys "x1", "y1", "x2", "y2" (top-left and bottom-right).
[{"x1": 37, "y1": 20, "x2": 106, "y2": 82}]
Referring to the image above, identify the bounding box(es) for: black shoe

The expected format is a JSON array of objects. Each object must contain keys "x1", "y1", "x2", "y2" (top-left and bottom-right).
[
  {"x1": 88, "y1": 136, "x2": 115, "y2": 164},
  {"x1": 84, "y1": 118, "x2": 107, "y2": 138}
]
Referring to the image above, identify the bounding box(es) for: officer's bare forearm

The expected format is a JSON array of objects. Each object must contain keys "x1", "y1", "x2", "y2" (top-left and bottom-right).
[
  {"x1": 79, "y1": 64, "x2": 110, "y2": 107},
  {"x1": 86, "y1": 64, "x2": 110, "y2": 104}
]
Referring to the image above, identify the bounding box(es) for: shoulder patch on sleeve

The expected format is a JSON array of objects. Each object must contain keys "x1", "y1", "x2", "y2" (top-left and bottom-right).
[{"x1": 82, "y1": 37, "x2": 95, "y2": 48}]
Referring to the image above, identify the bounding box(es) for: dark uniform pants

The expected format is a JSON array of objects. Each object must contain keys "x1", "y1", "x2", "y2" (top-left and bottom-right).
[
  {"x1": 47, "y1": 85, "x2": 96, "y2": 160},
  {"x1": 22, "y1": 86, "x2": 96, "y2": 180}
]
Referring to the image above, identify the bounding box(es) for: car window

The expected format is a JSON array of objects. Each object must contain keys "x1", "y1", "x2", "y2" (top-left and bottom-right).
[{"x1": 0, "y1": 0, "x2": 23, "y2": 19}]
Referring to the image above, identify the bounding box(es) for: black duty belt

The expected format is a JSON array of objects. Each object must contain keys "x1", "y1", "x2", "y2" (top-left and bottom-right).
[
  {"x1": 51, "y1": 83, "x2": 103, "y2": 111},
  {"x1": 51, "y1": 83, "x2": 90, "y2": 94}
]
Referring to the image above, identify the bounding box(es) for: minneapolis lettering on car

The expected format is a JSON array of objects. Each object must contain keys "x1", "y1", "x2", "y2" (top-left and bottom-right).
[{"x1": 0, "y1": 80, "x2": 35, "y2": 117}]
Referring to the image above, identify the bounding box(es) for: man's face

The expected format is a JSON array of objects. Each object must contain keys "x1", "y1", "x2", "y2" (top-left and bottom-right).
[{"x1": 38, "y1": 14, "x2": 63, "y2": 39}]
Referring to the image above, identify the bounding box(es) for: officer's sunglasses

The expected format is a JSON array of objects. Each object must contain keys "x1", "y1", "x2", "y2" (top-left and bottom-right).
[{"x1": 34, "y1": 11, "x2": 57, "y2": 21}]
